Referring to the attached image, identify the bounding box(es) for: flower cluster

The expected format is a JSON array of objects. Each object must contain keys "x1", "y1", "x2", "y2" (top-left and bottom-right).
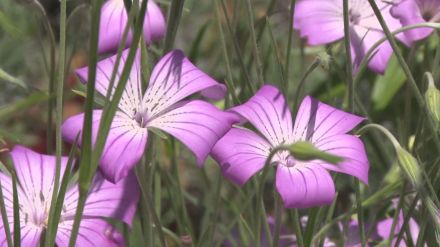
[{"x1": 3, "y1": 0, "x2": 438, "y2": 245}]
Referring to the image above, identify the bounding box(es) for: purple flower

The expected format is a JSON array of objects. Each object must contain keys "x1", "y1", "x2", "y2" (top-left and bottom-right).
[
  {"x1": 391, "y1": 0, "x2": 440, "y2": 42},
  {"x1": 211, "y1": 85, "x2": 369, "y2": 208},
  {"x1": 98, "y1": 0, "x2": 166, "y2": 54},
  {"x1": 62, "y1": 49, "x2": 237, "y2": 183},
  {"x1": 0, "y1": 146, "x2": 138, "y2": 246},
  {"x1": 294, "y1": 0, "x2": 409, "y2": 74},
  {"x1": 376, "y1": 210, "x2": 420, "y2": 246}
]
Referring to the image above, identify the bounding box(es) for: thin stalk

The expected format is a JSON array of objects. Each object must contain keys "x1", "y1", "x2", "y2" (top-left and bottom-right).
[
  {"x1": 31, "y1": 0, "x2": 57, "y2": 154},
  {"x1": 12, "y1": 172, "x2": 20, "y2": 246},
  {"x1": 266, "y1": 17, "x2": 286, "y2": 91},
  {"x1": 271, "y1": 192, "x2": 283, "y2": 247},
  {"x1": 303, "y1": 207, "x2": 319, "y2": 246},
  {"x1": 163, "y1": 0, "x2": 185, "y2": 53},
  {"x1": 388, "y1": 184, "x2": 406, "y2": 245},
  {"x1": 219, "y1": 0, "x2": 255, "y2": 94},
  {"x1": 46, "y1": 0, "x2": 67, "y2": 244},
  {"x1": 214, "y1": 0, "x2": 240, "y2": 105},
  {"x1": 244, "y1": 0, "x2": 264, "y2": 86},
  {"x1": 293, "y1": 57, "x2": 321, "y2": 112},
  {"x1": 284, "y1": 0, "x2": 296, "y2": 92},
  {"x1": 367, "y1": 0, "x2": 440, "y2": 152},
  {"x1": 292, "y1": 209, "x2": 304, "y2": 247},
  {"x1": 432, "y1": 31, "x2": 440, "y2": 82},
  {"x1": 0, "y1": 180, "x2": 12, "y2": 247}
]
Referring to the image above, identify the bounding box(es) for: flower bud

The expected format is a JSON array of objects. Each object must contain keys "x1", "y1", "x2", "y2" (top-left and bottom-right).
[
  {"x1": 289, "y1": 141, "x2": 343, "y2": 164},
  {"x1": 396, "y1": 146, "x2": 420, "y2": 187},
  {"x1": 424, "y1": 78, "x2": 440, "y2": 125}
]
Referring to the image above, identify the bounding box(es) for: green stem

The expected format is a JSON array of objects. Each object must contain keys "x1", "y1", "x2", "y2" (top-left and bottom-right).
[
  {"x1": 245, "y1": 0, "x2": 264, "y2": 86},
  {"x1": 367, "y1": 0, "x2": 440, "y2": 152},
  {"x1": 292, "y1": 209, "x2": 304, "y2": 247},
  {"x1": 271, "y1": 192, "x2": 283, "y2": 247},
  {"x1": 0, "y1": 180, "x2": 12, "y2": 247},
  {"x1": 163, "y1": 0, "x2": 185, "y2": 54},
  {"x1": 284, "y1": 0, "x2": 296, "y2": 92}
]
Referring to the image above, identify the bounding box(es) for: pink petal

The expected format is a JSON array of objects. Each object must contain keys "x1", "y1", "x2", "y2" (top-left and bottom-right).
[
  {"x1": 294, "y1": 0, "x2": 344, "y2": 45},
  {"x1": 276, "y1": 164, "x2": 336, "y2": 208},
  {"x1": 98, "y1": 0, "x2": 166, "y2": 54},
  {"x1": 143, "y1": 50, "x2": 227, "y2": 118},
  {"x1": 62, "y1": 110, "x2": 148, "y2": 183},
  {"x1": 293, "y1": 96, "x2": 364, "y2": 143},
  {"x1": 313, "y1": 134, "x2": 369, "y2": 184},
  {"x1": 148, "y1": 100, "x2": 238, "y2": 166},
  {"x1": 10, "y1": 145, "x2": 68, "y2": 205},
  {"x1": 230, "y1": 85, "x2": 294, "y2": 146},
  {"x1": 75, "y1": 49, "x2": 142, "y2": 117},
  {"x1": 63, "y1": 172, "x2": 139, "y2": 226},
  {"x1": 211, "y1": 127, "x2": 272, "y2": 185},
  {"x1": 56, "y1": 219, "x2": 124, "y2": 247},
  {"x1": 391, "y1": 0, "x2": 436, "y2": 42},
  {"x1": 377, "y1": 211, "x2": 420, "y2": 246}
]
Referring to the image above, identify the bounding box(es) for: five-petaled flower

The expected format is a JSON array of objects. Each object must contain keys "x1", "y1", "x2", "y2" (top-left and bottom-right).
[
  {"x1": 211, "y1": 85, "x2": 369, "y2": 208},
  {"x1": 62, "y1": 49, "x2": 238, "y2": 183},
  {"x1": 391, "y1": 0, "x2": 440, "y2": 43},
  {"x1": 98, "y1": 0, "x2": 166, "y2": 54},
  {"x1": 294, "y1": 0, "x2": 409, "y2": 74},
  {"x1": 0, "y1": 146, "x2": 139, "y2": 246}
]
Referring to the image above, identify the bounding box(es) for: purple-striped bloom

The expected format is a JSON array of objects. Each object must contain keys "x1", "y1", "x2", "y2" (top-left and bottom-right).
[
  {"x1": 62, "y1": 49, "x2": 237, "y2": 183},
  {"x1": 0, "y1": 146, "x2": 139, "y2": 246},
  {"x1": 294, "y1": 0, "x2": 409, "y2": 74},
  {"x1": 391, "y1": 0, "x2": 440, "y2": 42},
  {"x1": 98, "y1": 0, "x2": 166, "y2": 54},
  {"x1": 376, "y1": 210, "x2": 420, "y2": 246},
  {"x1": 211, "y1": 85, "x2": 369, "y2": 208}
]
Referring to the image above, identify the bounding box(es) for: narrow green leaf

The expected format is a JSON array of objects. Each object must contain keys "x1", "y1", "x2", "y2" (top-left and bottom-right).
[
  {"x1": 0, "y1": 180, "x2": 12, "y2": 247},
  {"x1": 12, "y1": 171, "x2": 20, "y2": 246},
  {"x1": 372, "y1": 55, "x2": 406, "y2": 110},
  {"x1": 0, "y1": 68, "x2": 27, "y2": 89},
  {"x1": 0, "y1": 92, "x2": 50, "y2": 120}
]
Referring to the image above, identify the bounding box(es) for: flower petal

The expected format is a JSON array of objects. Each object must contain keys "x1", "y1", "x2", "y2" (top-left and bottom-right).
[
  {"x1": 143, "y1": 50, "x2": 227, "y2": 117},
  {"x1": 293, "y1": 96, "x2": 364, "y2": 143},
  {"x1": 56, "y1": 219, "x2": 124, "y2": 247},
  {"x1": 62, "y1": 110, "x2": 148, "y2": 183},
  {"x1": 10, "y1": 145, "x2": 68, "y2": 205},
  {"x1": 230, "y1": 85, "x2": 294, "y2": 146},
  {"x1": 75, "y1": 49, "x2": 142, "y2": 117},
  {"x1": 276, "y1": 164, "x2": 336, "y2": 208},
  {"x1": 211, "y1": 127, "x2": 271, "y2": 185},
  {"x1": 63, "y1": 172, "x2": 139, "y2": 226},
  {"x1": 391, "y1": 0, "x2": 436, "y2": 42},
  {"x1": 98, "y1": 0, "x2": 166, "y2": 54},
  {"x1": 313, "y1": 134, "x2": 369, "y2": 184},
  {"x1": 294, "y1": 0, "x2": 344, "y2": 45},
  {"x1": 148, "y1": 100, "x2": 238, "y2": 166}
]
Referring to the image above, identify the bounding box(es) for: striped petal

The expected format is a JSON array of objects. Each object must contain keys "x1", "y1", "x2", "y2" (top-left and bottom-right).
[
  {"x1": 148, "y1": 100, "x2": 238, "y2": 166},
  {"x1": 98, "y1": 0, "x2": 166, "y2": 54},
  {"x1": 211, "y1": 127, "x2": 272, "y2": 185},
  {"x1": 56, "y1": 219, "x2": 124, "y2": 247},
  {"x1": 294, "y1": 0, "x2": 344, "y2": 45},
  {"x1": 142, "y1": 50, "x2": 227, "y2": 118},
  {"x1": 75, "y1": 49, "x2": 142, "y2": 118},
  {"x1": 293, "y1": 96, "x2": 364, "y2": 143},
  {"x1": 63, "y1": 172, "x2": 139, "y2": 226},
  {"x1": 0, "y1": 227, "x2": 42, "y2": 247},
  {"x1": 230, "y1": 85, "x2": 294, "y2": 146},
  {"x1": 313, "y1": 134, "x2": 369, "y2": 184},
  {"x1": 62, "y1": 110, "x2": 148, "y2": 183},
  {"x1": 276, "y1": 164, "x2": 336, "y2": 208}
]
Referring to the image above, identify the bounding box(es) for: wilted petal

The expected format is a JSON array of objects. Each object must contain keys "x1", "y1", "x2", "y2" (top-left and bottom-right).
[
  {"x1": 276, "y1": 165, "x2": 336, "y2": 208},
  {"x1": 98, "y1": 0, "x2": 166, "y2": 54},
  {"x1": 313, "y1": 134, "x2": 369, "y2": 184},
  {"x1": 149, "y1": 100, "x2": 237, "y2": 166},
  {"x1": 62, "y1": 110, "x2": 148, "y2": 183},
  {"x1": 63, "y1": 172, "x2": 139, "y2": 226},
  {"x1": 143, "y1": 50, "x2": 227, "y2": 117},
  {"x1": 211, "y1": 127, "x2": 272, "y2": 185},
  {"x1": 293, "y1": 96, "x2": 364, "y2": 143},
  {"x1": 231, "y1": 85, "x2": 294, "y2": 146},
  {"x1": 56, "y1": 219, "x2": 124, "y2": 247},
  {"x1": 294, "y1": 0, "x2": 344, "y2": 45},
  {"x1": 75, "y1": 49, "x2": 142, "y2": 117}
]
